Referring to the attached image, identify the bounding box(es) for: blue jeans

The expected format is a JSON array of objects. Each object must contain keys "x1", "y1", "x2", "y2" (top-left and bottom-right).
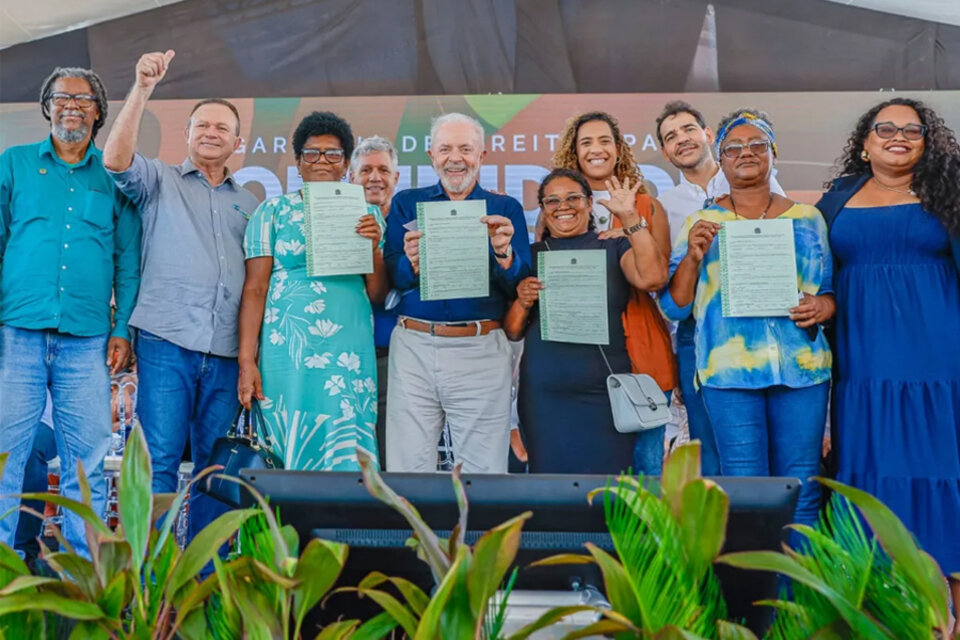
[
  {"x1": 632, "y1": 424, "x2": 666, "y2": 475},
  {"x1": 0, "y1": 327, "x2": 111, "y2": 558},
  {"x1": 677, "y1": 319, "x2": 721, "y2": 476},
  {"x1": 135, "y1": 330, "x2": 238, "y2": 541},
  {"x1": 700, "y1": 382, "x2": 828, "y2": 528},
  {"x1": 14, "y1": 424, "x2": 58, "y2": 557}
]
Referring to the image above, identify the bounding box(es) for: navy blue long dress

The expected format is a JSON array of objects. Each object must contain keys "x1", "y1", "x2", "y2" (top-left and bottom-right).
[
  {"x1": 831, "y1": 203, "x2": 960, "y2": 574},
  {"x1": 518, "y1": 232, "x2": 634, "y2": 474}
]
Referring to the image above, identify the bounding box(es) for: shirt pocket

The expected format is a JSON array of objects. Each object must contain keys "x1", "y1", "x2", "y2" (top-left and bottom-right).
[{"x1": 82, "y1": 189, "x2": 116, "y2": 230}]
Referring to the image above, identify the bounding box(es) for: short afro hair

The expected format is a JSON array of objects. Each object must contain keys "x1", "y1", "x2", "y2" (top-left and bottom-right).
[{"x1": 291, "y1": 111, "x2": 355, "y2": 162}]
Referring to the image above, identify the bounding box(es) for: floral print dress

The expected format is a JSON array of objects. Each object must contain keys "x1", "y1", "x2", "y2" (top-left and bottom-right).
[{"x1": 244, "y1": 191, "x2": 380, "y2": 470}]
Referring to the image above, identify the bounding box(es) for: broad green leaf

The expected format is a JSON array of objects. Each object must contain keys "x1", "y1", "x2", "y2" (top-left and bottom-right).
[
  {"x1": 808, "y1": 620, "x2": 850, "y2": 640},
  {"x1": 358, "y1": 449, "x2": 450, "y2": 583},
  {"x1": 717, "y1": 620, "x2": 760, "y2": 640},
  {"x1": 817, "y1": 478, "x2": 951, "y2": 628},
  {"x1": 96, "y1": 572, "x2": 128, "y2": 619},
  {"x1": 43, "y1": 552, "x2": 100, "y2": 600},
  {"x1": 653, "y1": 625, "x2": 707, "y2": 640},
  {"x1": 149, "y1": 464, "x2": 221, "y2": 570},
  {"x1": 0, "y1": 542, "x2": 30, "y2": 580},
  {"x1": 119, "y1": 422, "x2": 153, "y2": 578},
  {"x1": 348, "y1": 611, "x2": 399, "y2": 640},
  {"x1": 467, "y1": 511, "x2": 531, "y2": 618},
  {"x1": 558, "y1": 619, "x2": 637, "y2": 640},
  {"x1": 17, "y1": 493, "x2": 114, "y2": 539},
  {"x1": 313, "y1": 619, "x2": 360, "y2": 640},
  {"x1": 166, "y1": 508, "x2": 258, "y2": 597},
  {"x1": 293, "y1": 538, "x2": 349, "y2": 633},
  {"x1": 676, "y1": 480, "x2": 729, "y2": 572},
  {"x1": 357, "y1": 587, "x2": 420, "y2": 638},
  {"x1": 450, "y1": 463, "x2": 468, "y2": 555},
  {"x1": 661, "y1": 442, "x2": 702, "y2": 510},
  {"x1": 584, "y1": 543, "x2": 642, "y2": 624},
  {"x1": 0, "y1": 593, "x2": 104, "y2": 620},
  {"x1": 413, "y1": 545, "x2": 468, "y2": 640},
  {"x1": 355, "y1": 571, "x2": 430, "y2": 616},
  {"x1": 528, "y1": 553, "x2": 594, "y2": 567},
  {"x1": 177, "y1": 608, "x2": 210, "y2": 640},
  {"x1": 169, "y1": 566, "x2": 223, "y2": 634},
  {"x1": 718, "y1": 551, "x2": 893, "y2": 638},
  {"x1": 0, "y1": 575, "x2": 57, "y2": 595},
  {"x1": 95, "y1": 540, "x2": 132, "y2": 589},
  {"x1": 504, "y1": 605, "x2": 598, "y2": 640},
  {"x1": 67, "y1": 620, "x2": 111, "y2": 640}
]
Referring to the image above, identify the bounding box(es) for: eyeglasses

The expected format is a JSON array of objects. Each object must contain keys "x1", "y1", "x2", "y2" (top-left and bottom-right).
[
  {"x1": 49, "y1": 93, "x2": 96, "y2": 109},
  {"x1": 542, "y1": 193, "x2": 588, "y2": 211},
  {"x1": 872, "y1": 122, "x2": 926, "y2": 140},
  {"x1": 301, "y1": 148, "x2": 345, "y2": 164},
  {"x1": 720, "y1": 140, "x2": 771, "y2": 159}
]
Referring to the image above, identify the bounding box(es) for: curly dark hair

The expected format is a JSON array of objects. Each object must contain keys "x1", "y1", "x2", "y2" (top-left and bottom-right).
[
  {"x1": 292, "y1": 111, "x2": 355, "y2": 161},
  {"x1": 537, "y1": 168, "x2": 597, "y2": 238},
  {"x1": 552, "y1": 111, "x2": 645, "y2": 191},
  {"x1": 830, "y1": 97, "x2": 960, "y2": 234},
  {"x1": 39, "y1": 67, "x2": 108, "y2": 139}
]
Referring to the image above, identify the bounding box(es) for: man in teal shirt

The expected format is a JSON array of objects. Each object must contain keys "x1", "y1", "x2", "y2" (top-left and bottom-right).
[{"x1": 0, "y1": 67, "x2": 140, "y2": 558}]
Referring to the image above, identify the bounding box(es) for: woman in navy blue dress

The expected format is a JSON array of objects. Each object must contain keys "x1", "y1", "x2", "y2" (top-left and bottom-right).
[
  {"x1": 505, "y1": 168, "x2": 669, "y2": 474},
  {"x1": 818, "y1": 98, "x2": 960, "y2": 630}
]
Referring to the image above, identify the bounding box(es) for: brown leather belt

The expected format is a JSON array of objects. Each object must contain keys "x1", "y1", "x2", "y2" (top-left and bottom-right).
[{"x1": 399, "y1": 317, "x2": 501, "y2": 337}]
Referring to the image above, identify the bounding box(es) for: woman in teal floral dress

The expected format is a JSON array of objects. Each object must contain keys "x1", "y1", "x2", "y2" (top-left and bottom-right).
[{"x1": 237, "y1": 112, "x2": 389, "y2": 470}]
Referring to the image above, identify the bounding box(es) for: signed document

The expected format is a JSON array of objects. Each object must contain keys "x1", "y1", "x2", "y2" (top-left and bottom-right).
[
  {"x1": 538, "y1": 249, "x2": 609, "y2": 345},
  {"x1": 303, "y1": 182, "x2": 372, "y2": 277},
  {"x1": 719, "y1": 219, "x2": 799, "y2": 317},
  {"x1": 417, "y1": 200, "x2": 489, "y2": 301}
]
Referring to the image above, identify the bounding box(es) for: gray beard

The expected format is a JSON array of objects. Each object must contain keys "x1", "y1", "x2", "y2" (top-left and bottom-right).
[{"x1": 54, "y1": 123, "x2": 88, "y2": 143}]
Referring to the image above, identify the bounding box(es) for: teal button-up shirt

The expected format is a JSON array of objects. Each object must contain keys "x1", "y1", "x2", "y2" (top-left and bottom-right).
[{"x1": 0, "y1": 136, "x2": 141, "y2": 340}]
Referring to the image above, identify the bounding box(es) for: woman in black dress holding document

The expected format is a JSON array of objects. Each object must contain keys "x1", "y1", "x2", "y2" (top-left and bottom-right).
[{"x1": 505, "y1": 169, "x2": 668, "y2": 474}]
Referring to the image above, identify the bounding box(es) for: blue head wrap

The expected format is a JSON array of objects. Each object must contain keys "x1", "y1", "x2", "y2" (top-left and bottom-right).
[{"x1": 715, "y1": 111, "x2": 778, "y2": 158}]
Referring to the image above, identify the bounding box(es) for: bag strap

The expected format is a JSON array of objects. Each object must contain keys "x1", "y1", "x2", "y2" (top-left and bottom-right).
[{"x1": 236, "y1": 401, "x2": 273, "y2": 447}]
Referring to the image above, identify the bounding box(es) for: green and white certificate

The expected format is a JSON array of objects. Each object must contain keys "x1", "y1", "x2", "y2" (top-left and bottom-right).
[
  {"x1": 718, "y1": 219, "x2": 799, "y2": 317},
  {"x1": 417, "y1": 200, "x2": 489, "y2": 301},
  {"x1": 302, "y1": 182, "x2": 372, "y2": 277},
  {"x1": 538, "y1": 249, "x2": 609, "y2": 345}
]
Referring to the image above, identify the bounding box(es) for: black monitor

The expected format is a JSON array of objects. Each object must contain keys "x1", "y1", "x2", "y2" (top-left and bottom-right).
[{"x1": 239, "y1": 471, "x2": 799, "y2": 633}]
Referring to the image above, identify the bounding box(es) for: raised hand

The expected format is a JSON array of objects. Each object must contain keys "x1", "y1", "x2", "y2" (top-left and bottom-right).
[
  {"x1": 403, "y1": 230, "x2": 422, "y2": 274},
  {"x1": 355, "y1": 214, "x2": 382, "y2": 248},
  {"x1": 481, "y1": 214, "x2": 515, "y2": 257},
  {"x1": 685, "y1": 219, "x2": 721, "y2": 264},
  {"x1": 136, "y1": 50, "x2": 175, "y2": 90},
  {"x1": 596, "y1": 176, "x2": 642, "y2": 225},
  {"x1": 516, "y1": 277, "x2": 543, "y2": 310}
]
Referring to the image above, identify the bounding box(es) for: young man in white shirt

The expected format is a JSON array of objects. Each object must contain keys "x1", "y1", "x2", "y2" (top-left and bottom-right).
[{"x1": 655, "y1": 101, "x2": 785, "y2": 475}]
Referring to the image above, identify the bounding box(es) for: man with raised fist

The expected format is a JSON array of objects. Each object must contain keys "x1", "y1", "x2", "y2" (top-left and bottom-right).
[{"x1": 103, "y1": 50, "x2": 259, "y2": 543}]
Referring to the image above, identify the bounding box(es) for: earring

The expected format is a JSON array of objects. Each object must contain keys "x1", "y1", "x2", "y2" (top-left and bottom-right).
[{"x1": 860, "y1": 149, "x2": 870, "y2": 162}]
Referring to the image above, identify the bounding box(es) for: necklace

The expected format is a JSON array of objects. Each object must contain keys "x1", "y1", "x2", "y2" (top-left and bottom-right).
[
  {"x1": 728, "y1": 192, "x2": 773, "y2": 219},
  {"x1": 872, "y1": 176, "x2": 917, "y2": 197}
]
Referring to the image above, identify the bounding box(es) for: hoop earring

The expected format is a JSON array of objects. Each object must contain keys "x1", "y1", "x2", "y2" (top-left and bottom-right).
[{"x1": 860, "y1": 149, "x2": 870, "y2": 162}]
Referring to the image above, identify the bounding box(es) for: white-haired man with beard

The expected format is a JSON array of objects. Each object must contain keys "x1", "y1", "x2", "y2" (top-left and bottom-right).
[
  {"x1": 383, "y1": 113, "x2": 531, "y2": 473},
  {"x1": 0, "y1": 67, "x2": 140, "y2": 557}
]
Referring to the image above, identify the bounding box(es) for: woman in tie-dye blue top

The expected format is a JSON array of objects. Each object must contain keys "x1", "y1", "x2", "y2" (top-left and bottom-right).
[{"x1": 659, "y1": 109, "x2": 835, "y2": 530}]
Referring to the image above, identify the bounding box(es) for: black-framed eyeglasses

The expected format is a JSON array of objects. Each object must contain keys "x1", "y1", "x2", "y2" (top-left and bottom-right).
[
  {"x1": 872, "y1": 122, "x2": 926, "y2": 141},
  {"x1": 541, "y1": 193, "x2": 588, "y2": 211},
  {"x1": 720, "y1": 140, "x2": 771, "y2": 159},
  {"x1": 301, "y1": 148, "x2": 345, "y2": 164},
  {"x1": 49, "y1": 93, "x2": 96, "y2": 109}
]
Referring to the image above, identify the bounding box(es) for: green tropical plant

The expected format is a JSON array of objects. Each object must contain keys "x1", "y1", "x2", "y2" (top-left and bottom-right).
[
  {"x1": 719, "y1": 478, "x2": 954, "y2": 639},
  {"x1": 330, "y1": 449, "x2": 531, "y2": 639},
  {"x1": 0, "y1": 423, "x2": 257, "y2": 639},
  {"x1": 522, "y1": 441, "x2": 756, "y2": 640}
]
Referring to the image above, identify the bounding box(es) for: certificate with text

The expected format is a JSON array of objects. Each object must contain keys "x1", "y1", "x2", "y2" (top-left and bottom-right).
[
  {"x1": 303, "y1": 182, "x2": 372, "y2": 277},
  {"x1": 719, "y1": 219, "x2": 799, "y2": 317},
  {"x1": 417, "y1": 200, "x2": 489, "y2": 301},
  {"x1": 538, "y1": 249, "x2": 609, "y2": 345}
]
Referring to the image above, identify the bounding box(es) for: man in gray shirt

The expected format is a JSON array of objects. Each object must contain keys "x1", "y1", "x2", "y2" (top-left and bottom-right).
[{"x1": 104, "y1": 50, "x2": 259, "y2": 542}]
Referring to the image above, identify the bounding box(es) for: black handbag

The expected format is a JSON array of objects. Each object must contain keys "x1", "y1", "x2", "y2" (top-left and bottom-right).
[{"x1": 201, "y1": 401, "x2": 283, "y2": 507}]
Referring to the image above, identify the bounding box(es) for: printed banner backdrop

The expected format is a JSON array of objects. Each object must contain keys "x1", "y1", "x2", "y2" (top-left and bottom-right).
[{"x1": 3, "y1": 91, "x2": 959, "y2": 234}]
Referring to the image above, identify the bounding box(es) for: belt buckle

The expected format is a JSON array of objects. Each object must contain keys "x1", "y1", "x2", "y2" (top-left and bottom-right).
[{"x1": 429, "y1": 322, "x2": 437, "y2": 336}]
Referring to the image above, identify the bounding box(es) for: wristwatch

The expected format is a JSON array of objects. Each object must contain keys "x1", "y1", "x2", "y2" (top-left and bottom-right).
[
  {"x1": 493, "y1": 245, "x2": 513, "y2": 260},
  {"x1": 624, "y1": 218, "x2": 649, "y2": 235}
]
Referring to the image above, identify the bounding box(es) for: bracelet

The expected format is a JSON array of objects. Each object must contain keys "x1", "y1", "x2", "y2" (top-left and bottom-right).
[
  {"x1": 624, "y1": 218, "x2": 648, "y2": 235},
  {"x1": 493, "y1": 245, "x2": 513, "y2": 260}
]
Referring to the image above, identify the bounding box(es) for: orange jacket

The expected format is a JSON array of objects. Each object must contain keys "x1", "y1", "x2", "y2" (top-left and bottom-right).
[{"x1": 612, "y1": 193, "x2": 678, "y2": 391}]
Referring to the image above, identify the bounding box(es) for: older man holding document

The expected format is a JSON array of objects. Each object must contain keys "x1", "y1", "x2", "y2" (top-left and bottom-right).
[
  {"x1": 238, "y1": 111, "x2": 389, "y2": 471},
  {"x1": 658, "y1": 109, "x2": 834, "y2": 530},
  {"x1": 383, "y1": 113, "x2": 530, "y2": 473}
]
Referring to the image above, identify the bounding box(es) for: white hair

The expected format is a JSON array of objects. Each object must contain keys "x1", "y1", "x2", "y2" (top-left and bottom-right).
[
  {"x1": 350, "y1": 135, "x2": 398, "y2": 174},
  {"x1": 429, "y1": 112, "x2": 485, "y2": 151}
]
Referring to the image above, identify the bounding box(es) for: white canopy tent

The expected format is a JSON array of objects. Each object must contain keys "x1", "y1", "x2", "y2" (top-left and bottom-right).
[{"x1": 0, "y1": 0, "x2": 958, "y2": 50}]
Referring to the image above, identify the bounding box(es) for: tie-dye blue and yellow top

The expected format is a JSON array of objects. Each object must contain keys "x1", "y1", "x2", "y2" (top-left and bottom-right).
[{"x1": 659, "y1": 203, "x2": 833, "y2": 390}]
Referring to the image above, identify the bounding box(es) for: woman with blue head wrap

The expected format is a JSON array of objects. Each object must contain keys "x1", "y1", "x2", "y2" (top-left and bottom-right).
[{"x1": 657, "y1": 107, "x2": 835, "y2": 534}]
